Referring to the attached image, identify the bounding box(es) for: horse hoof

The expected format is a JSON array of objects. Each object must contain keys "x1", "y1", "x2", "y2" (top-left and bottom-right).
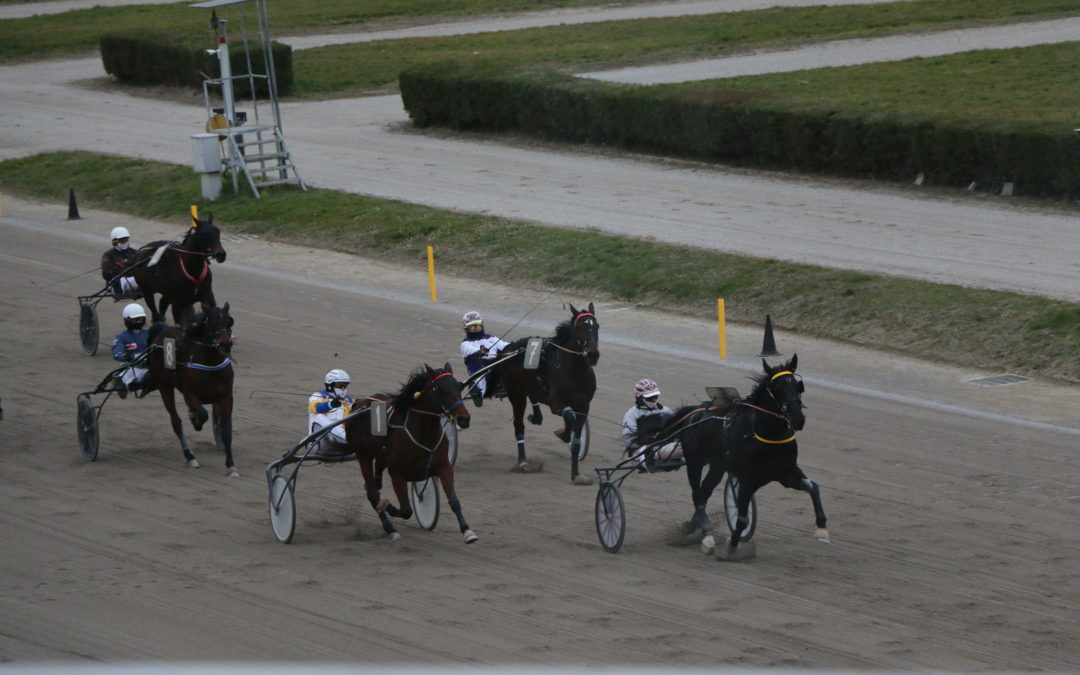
[
  {"x1": 387, "y1": 532, "x2": 400, "y2": 542},
  {"x1": 187, "y1": 459, "x2": 201, "y2": 469},
  {"x1": 226, "y1": 468, "x2": 240, "y2": 479},
  {"x1": 463, "y1": 530, "x2": 478, "y2": 544},
  {"x1": 815, "y1": 528, "x2": 831, "y2": 543},
  {"x1": 511, "y1": 460, "x2": 543, "y2": 473},
  {"x1": 572, "y1": 474, "x2": 594, "y2": 486},
  {"x1": 700, "y1": 534, "x2": 716, "y2": 556}
]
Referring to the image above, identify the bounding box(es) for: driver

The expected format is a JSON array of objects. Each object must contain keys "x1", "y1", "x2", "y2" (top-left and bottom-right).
[
  {"x1": 308, "y1": 369, "x2": 354, "y2": 455},
  {"x1": 110, "y1": 303, "x2": 152, "y2": 398},
  {"x1": 459, "y1": 311, "x2": 508, "y2": 407},
  {"x1": 101, "y1": 226, "x2": 140, "y2": 299},
  {"x1": 621, "y1": 378, "x2": 680, "y2": 466}
]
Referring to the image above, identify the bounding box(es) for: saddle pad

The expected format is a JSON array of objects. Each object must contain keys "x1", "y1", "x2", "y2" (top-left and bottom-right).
[{"x1": 148, "y1": 244, "x2": 169, "y2": 267}]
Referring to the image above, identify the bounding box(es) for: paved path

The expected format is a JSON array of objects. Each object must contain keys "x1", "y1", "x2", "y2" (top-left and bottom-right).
[{"x1": 1, "y1": 3, "x2": 1078, "y2": 301}]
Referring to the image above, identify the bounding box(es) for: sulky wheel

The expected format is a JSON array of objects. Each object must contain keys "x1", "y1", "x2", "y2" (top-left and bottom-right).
[
  {"x1": 79, "y1": 302, "x2": 99, "y2": 356},
  {"x1": 409, "y1": 478, "x2": 440, "y2": 531},
  {"x1": 594, "y1": 482, "x2": 625, "y2": 553},
  {"x1": 723, "y1": 475, "x2": 757, "y2": 542},
  {"x1": 569, "y1": 417, "x2": 590, "y2": 461},
  {"x1": 269, "y1": 473, "x2": 296, "y2": 544},
  {"x1": 441, "y1": 417, "x2": 458, "y2": 466},
  {"x1": 77, "y1": 396, "x2": 99, "y2": 461}
]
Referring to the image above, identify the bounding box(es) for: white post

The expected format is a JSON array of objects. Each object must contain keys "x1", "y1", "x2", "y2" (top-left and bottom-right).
[{"x1": 216, "y1": 24, "x2": 235, "y2": 125}]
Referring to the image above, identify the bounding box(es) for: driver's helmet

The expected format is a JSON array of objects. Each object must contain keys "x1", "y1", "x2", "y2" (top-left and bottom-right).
[
  {"x1": 324, "y1": 369, "x2": 350, "y2": 397},
  {"x1": 110, "y1": 226, "x2": 131, "y2": 244},
  {"x1": 634, "y1": 378, "x2": 661, "y2": 407},
  {"x1": 462, "y1": 311, "x2": 484, "y2": 335},
  {"x1": 122, "y1": 303, "x2": 146, "y2": 331}
]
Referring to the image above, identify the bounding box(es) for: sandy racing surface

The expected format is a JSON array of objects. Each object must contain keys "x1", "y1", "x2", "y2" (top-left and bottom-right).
[
  {"x1": 2, "y1": 0, "x2": 1080, "y2": 668},
  {"x1": 1, "y1": 198, "x2": 1079, "y2": 667}
]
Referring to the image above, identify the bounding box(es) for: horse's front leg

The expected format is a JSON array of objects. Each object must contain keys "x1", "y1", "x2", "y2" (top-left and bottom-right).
[
  {"x1": 782, "y1": 469, "x2": 830, "y2": 543},
  {"x1": 216, "y1": 397, "x2": 238, "y2": 478},
  {"x1": 159, "y1": 384, "x2": 198, "y2": 468},
  {"x1": 720, "y1": 478, "x2": 760, "y2": 561},
  {"x1": 437, "y1": 465, "x2": 477, "y2": 544},
  {"x1": 357, "y1": 454, "x2": 397, "y2": 541},
  {"x1": 144, "y1": 293, "x2": 165, "y2": 324},
  {"x1": 562, "y1": 407, "x2": 592, "y2": 485}
]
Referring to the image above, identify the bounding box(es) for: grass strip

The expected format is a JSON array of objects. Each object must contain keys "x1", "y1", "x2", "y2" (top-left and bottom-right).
[
  {"x1": 2, "y1": 150, "x2": 1076, "y2": 383},
  {"x1": 0, "y1": 0, "x2": 670, "y2": 62}
]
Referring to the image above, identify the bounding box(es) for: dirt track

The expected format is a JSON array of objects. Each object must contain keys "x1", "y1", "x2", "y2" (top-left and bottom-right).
[{"x1": 1, "y1": 198, "x2": 1078, "y2": 667}]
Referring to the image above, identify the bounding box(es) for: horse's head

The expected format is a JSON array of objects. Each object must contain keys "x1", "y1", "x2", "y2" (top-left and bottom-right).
[
  {"x1": 188, "y1": 214, "x2": 227, "y2": 263},
  {"x1": 568, "y1": 302, "x2": 600, "y2": 366},
  {"x1": 762, "y1": 353, "x2": 805, "y2": 431},
  {"x1": 202, "y1": 302, "x2": 235, "y2": 355},
  {"x1": 423, "y1": 363, "x2": 470, "y2": 430}
]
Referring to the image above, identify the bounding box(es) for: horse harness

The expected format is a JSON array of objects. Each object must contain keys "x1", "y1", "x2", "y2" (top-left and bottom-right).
[{"x1": 374, "y1": 371, "x2": 463, "y2": 474}]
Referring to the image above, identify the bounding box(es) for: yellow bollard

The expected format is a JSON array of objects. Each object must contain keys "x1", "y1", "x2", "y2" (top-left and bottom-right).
[
  {"x1": 717, "y1": 298, "x2": 727, "y2": 360},
  {"x1": 0, "y1": 189, "x2": 4, "y2": 218},
  {"x1": 427, "y1": 246, "x2": 437, "y2": 303},
  {"x1": 190, "y1": 204, "x2": 199, "y2": 227}
]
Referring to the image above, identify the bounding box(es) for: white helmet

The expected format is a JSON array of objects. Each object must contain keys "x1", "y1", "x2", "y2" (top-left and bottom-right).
[
  {"x1": 122, "y1": 303, "x2": 146, "y2": 330},
  {"x1": 324, "y1": 369, "x2": 350, "y2": 387},
  {"x1": 634, "y1": 378, "x2": 660, "y2": 399},
  {"x1": 111, "y1": 226, "x2": 131, "y2": 242},
  {"x1": 122, "y1": 303, "x2": 146, "y2": 321}
]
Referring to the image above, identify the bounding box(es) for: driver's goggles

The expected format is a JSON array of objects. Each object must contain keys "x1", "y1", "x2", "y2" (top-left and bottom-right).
[{"x1": 113, "y1": 237, "x2": 130, "y2": 243}]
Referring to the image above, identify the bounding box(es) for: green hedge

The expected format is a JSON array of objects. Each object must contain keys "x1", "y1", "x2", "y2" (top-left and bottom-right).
[
  {"x1": 400, "y1": 61, "x2": 1080, "y2": 198},
  {"x1": 101, "y1": 31, "x2": 293, "y2": 97}
]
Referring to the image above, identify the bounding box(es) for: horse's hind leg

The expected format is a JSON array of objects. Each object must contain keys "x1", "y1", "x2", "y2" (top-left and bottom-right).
[
  {"x1": 509, "y1": 394, "x2": 534, "y2": 471},
  {"x1": 695, "y1": 462, "x2": 726, "y2": 555},
  {"x1": 357, "y1": 455, "x2": 398, "y2": 541},
  {"x1": 438, "y1": 466, "x2": 477, "y2": 544},
  {"x1": 159, "y1": 385, "x2": 198, "y2": 468},
  {"x1": 384, "y1": 473, "x2": 414, "y2": 522}
]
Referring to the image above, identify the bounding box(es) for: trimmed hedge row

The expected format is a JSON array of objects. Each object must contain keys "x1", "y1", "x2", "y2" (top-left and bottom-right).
[
  {"x1": 101, "y1": 32, "x2": 293, "y2": 97},
  {"x1": 399, "y1": 61, "x2": 1080, "y2": 198}
]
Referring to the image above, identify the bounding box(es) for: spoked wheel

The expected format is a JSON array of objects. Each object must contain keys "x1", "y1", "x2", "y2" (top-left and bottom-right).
[
  {"x1": 595, "y1": 482, "x2": 625, "y2": 553},
  {"x1": 79, "y1": 302, "x2": 99, "y2": 356},
  {"x1": 77, "y1": 396, "x2": 99, "y2": 461},
  {"x1": 269, "y1": 473, "x2": 296, "y2": 544},
  {"x1": 570, "y1": 417, "x2": 590, "y2": 461},
  {"x1": 723, "y1": 475, "x2": 757, "y2": 542},
  {"x1": 441, "y1": 417, "x2": 458, "y2": 466},
  {"x1": 409, "y1": 478, "x2": 440, "y2": 531}
]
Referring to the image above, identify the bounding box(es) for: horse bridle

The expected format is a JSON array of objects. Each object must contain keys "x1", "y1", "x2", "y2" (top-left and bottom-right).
[
  {"x1": 549, "y1": 312, "x2": 599, "y2": 360},
  {"x1": 740, "y1": 370, "x2": 804, "y2": 442},
  {"x1": 411, "y1": 370, "x2": 465, "y2": 418}
]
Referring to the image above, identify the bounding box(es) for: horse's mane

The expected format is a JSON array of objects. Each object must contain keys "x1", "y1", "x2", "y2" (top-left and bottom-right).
[
  {"x1": 552, "y1": 320, "x2": 573, "y2": 346},
  {"x1": 385, "y1": 367, "x2": 435, "y2": 410}
]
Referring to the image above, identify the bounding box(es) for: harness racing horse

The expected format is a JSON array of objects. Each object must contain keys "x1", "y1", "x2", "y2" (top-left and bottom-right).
[
  {"x1": 494, "y1": 302, "x2": 599, "y2": 485},
  {"x1": 145, "y1": 303, "x2": 238, "y2": 477},
  {"x1": 344, "y1": 364, "x2": 475, "y2": 543},
  {"x1": 131, "y1": 215, "x2": 226, "y2": 323},
  {"x1": 675, "y1": 354, "x2": 828, "y2": 560}
]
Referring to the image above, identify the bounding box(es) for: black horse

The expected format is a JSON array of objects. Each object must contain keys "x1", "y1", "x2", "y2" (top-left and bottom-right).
[
  {"x1": 675, "y1": 354, "x2": 828, "y2": 559},
  {"x1": 344, "y1": 363, "x2": 474, "y2": 543},
  {"x1": 145, "y1": 303, "x2": 237, "y2": 477},
  {"x1": 493, "y1": 302, "x2": 599, "y2": 484},
  {"x1": 131, "y1": 215, "x2": 226, "y2": 323}
]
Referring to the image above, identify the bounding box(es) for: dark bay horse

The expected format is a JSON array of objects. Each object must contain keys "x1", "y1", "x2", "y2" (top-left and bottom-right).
[
  {"x1": 145, "y1": 303, "x2": 238, "y2": 477},
  {"x1": 131, "y1": 215, "x2": 226, "y2": 323},
  {"x1": 494, "y1": 302, "x2": 599, "y2": 485},
  {"x1": 675, "y1": 354, "x2": 828, "y2": 559},
  {"x1": 344, "y1": 363, "x2": 474, "y2": 543}
]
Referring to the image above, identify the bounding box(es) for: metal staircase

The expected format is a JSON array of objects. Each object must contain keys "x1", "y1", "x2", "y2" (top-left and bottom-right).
[
  {"x1": 211, "y1": 123, "x2": 306, "y2": 197},
  {"x1": 193, "y1": 0, "x2": 306, "y2": 199}
]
